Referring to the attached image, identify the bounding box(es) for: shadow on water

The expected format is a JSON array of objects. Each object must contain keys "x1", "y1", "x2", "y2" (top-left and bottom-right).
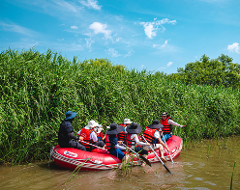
[{"x1": 0, "y1": 136, "x2": 240, "y2": 190}]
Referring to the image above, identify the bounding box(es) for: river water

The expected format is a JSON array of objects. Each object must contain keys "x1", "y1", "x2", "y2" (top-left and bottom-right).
[{"x1": 1, "y1": 136, "x2": 239, "y2": 190}]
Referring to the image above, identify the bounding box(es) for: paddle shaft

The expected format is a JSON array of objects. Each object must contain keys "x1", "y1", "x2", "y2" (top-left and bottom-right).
[
  {"x1": 79, "y1": 140, "x2": 108, "y2": 152},
  {"x1": 162, "y1": 134, "x2": 174, "y2": 163},
  {"x1": 141, "y1": 135, "x2": 172, "y2": 174},
  {"x1": 122, "y1": 144, "x2": 151, "y2": 167}
]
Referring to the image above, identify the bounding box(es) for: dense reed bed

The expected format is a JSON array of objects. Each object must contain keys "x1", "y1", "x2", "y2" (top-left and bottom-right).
[{"x1": 1, "y1": 48, "x2": 240, "y2": 163}]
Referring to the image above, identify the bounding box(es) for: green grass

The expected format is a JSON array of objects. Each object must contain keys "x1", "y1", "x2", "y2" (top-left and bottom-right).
[{"x1": 1, "y1": 48, "x2": 240, "y2": 164}]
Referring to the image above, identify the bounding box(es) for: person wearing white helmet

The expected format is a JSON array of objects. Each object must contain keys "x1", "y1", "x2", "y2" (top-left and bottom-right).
[
  {"x1": 77, "y1": 120, "x2": 105, "y2": 151},
  {"x1": 94, "y1": 124, "x2": 106, "y2": 141}
]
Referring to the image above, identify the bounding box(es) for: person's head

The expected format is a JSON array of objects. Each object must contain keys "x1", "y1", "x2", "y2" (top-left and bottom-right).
[
  {"x1": 161, "y1": 112, "x2": 168, "y2": 120},
  {"x1": 106, "y1": 123, "x2": 123, "y2": 135},
  {"x1": 65, "y1": 111, "x2": 77, "y2": 122},
  {"x1": 85, "y1": 120, "x2": 99, "y2": 130},
  {"x1": 123, "y1": 118, "x2": 132, "y2": 126},
  {"x1": 148, "y1": 120, "x2": 164, "y2": 130},
  {"x1": 94, "y1": 124, "x2": 103, "y2": 133},
  {"x1": 126, "y1": 122, "x2": 142, "y2": 134}
]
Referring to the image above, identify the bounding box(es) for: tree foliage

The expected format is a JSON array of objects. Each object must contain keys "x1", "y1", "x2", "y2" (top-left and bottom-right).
[{"x1": 170, "y1": 54, "x2": 240, "y2": 89}]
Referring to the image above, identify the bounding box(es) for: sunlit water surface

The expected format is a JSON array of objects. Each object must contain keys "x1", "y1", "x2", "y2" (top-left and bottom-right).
[{"x1": 1, "y1": 136, "x2": 240, "y2": 190}]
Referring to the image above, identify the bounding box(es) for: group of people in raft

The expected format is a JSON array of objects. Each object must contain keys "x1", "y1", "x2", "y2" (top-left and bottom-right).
[{"x1": 58, "y1": 111, "x2": 184, "y2": 167}]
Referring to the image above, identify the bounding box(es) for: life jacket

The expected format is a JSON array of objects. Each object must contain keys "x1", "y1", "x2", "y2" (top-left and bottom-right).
[
  {"x1": 97, "y1": 132, "x2": 103, "y2": 141},
  {"x1": 117, "y1": 124, "x2": 126, "y2": 142},
  {"x1": 79, "y1": 127, "x2": 94, "y2": 149},
  {"x1": 161, "y1": 117, "x2": 172, "y2": 134},
  {"x1": 143, "y1": 127, "x2": 158, "y2": 144},
  {"x1": 126, "y1": 133, "x2": 137, "y2": 148},
  {"x1": 105, "y1": 134, "x2": 117, "y2": 150}
]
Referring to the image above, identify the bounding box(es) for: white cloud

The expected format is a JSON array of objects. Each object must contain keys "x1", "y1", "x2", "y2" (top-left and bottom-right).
[
  {"x1": 53, "y1": 0, "x2": 77, "y2": 12},
  {"x1": 106, "y1": 48, "x2": 122, "y2": 57},
  {"x1": 124, "y1": 50, "x2": 134, "y2": 57},
  {"x1": 85, "y1": 38, "x2": 94, "y2": 52},
  {"x1": 158, "y1": 61, "x2": 173, "y2": 70},
  {"x1": 140, "y1": 18, "x2": 177, "y2": 39},
  {"x1": 80, "y1": 0, "x2": 102, "y2": 10},
  {"x1": 161, "y1": 40, "x2": 168, "y2": 48},
  {"x1": 140, "y1": 22, "x2": 156, "y2": 39},
  {"x1": 89, "y1": 22, "x2": 112, "y2": 39},
  {"x1": 227, "y1": 42, "x2": 239, "y2": 54},
  {"x1": 71, "y1": 26, "x2": 78, "y2": 29},
  {"x1": 0, "y1": 21, "x2": 36, "y2": 37},
  {"x1": 167, "y1": 62, "x2": 173, "y2": 67},
  {"x1": 153, "y1": 40, "x2": 168, "y2": 49},
  {"x1": 116, "y1": 37, "x2": 121, "y2": 42}
]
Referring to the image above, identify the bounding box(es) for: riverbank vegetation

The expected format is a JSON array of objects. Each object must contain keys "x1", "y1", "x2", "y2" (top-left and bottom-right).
[{"x1": 1, "y1": 48, "x2": 240, "y2": 163}]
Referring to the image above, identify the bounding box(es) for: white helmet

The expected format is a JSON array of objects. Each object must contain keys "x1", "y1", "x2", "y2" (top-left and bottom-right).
[{"x1": 85, "y1": 120, "x2": 99, "y2": 129}]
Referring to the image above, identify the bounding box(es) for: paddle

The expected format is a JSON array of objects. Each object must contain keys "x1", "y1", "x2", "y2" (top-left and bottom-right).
[
  {"x1": 162, "y1": 135, "x2": 174, "y2": 163},
  {"x1": 79, "y1": 140, "x2": 109, "y2": 153},
  {"x1": 141, "y1": 135, "x2": 172, "y2": 174},
  {"x1": 122, "y1": 144, "x2": 152, "y2": 167}
]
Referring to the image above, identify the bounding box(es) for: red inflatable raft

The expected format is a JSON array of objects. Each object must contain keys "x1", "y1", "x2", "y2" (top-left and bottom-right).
[{"x1": 50, "y1": 135, "x2": 182, "y2": 171}]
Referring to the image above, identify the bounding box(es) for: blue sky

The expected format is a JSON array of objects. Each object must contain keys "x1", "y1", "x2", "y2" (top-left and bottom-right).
[{"x1": 0, "y1": 0, "x2": 240, "y2": 74}]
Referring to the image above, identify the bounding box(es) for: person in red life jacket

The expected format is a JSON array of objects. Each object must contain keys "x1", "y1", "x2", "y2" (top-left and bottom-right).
[
  {"x1": 118, "y1": 118, "x2": 133, "y2": 143},
  {"x1": 105, "y1": 123, "x2": 127, "y2": 169},
  {"x1": 126, "y1": 122, "x2": 150, "y2": 166},
  {"x1": 58, "y1": 111, "x2": 86, "y2": 151},
  {"x1": 160, "y1": 112, "x2": 185, "y2": 142},
  {"x1": 94, "y1": 124, "x2": 106, "y2": 141},
  {"x1": 77, "y1": 120, "x2": 105, "y2": 151},
  {"x1": 143, "y1": 120, "x2": 170, "y2": 162}
]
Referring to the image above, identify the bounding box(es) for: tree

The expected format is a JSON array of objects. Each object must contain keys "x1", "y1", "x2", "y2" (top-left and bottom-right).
[{"x1": 170, "y1": 54, "x2": 240, "y2": 89}]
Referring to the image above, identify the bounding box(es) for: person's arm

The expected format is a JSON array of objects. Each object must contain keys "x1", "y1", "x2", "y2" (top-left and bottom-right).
[
  {"x1": 90, "y1": 132, "x2": 98, "y2": 143},
  {"x1": 102, "y1": 134, "x2": 106, "y2": 141},
  {"x1": 133, "y1": 134, "x2": 149, "y2": 146},
  {"x1": 155, "y1": 131, "x2": 170, "y2": 151},
  {"x1": 68, "y1": 132, "x2": 79, "y2": 141},
  {"x1": 157, "y1": 137, "x2": 170, "y2": 151},
  {"x1": 168, "y1": 119, "x2": 185, "y2": 127}
]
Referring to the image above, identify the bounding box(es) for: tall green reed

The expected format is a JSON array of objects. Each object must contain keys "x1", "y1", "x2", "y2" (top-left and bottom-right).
[{"x1": 1, "y1": 48, "x2": 240, "y2": 164}]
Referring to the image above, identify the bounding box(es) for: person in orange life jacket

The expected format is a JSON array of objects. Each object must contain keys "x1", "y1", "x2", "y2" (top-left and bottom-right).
[
  {"x1": 126, "y1": 123, "x2": 150, "y2": 155},
  {"x1": 143, "y1": 120, "x2": 170, "y2": 162},
  {"x1": 58, "y1": 111, "x2": 86, "y2": 151},
  {"x1": 118, "y1": 118, "x2": 133, "y2": 143},
  {"x1": 160, "y1": 112, "x2": 185, "y2": 142},
  {"x1": 94, "y1": 125, "x2": 106, "y2": 142},
  {"x1": 77, "y1": 120, "x2": 105, "y2": 151},
  {"x1": 105, "y1": 123, "x2": 128, "y2": 169}
]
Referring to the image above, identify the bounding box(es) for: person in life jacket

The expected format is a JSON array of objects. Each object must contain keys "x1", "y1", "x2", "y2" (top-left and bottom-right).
[
  {"x1": 77, "y1": 120, "x2": 105, "y2": 151},
  {"x1": 105, "y1": 123, "x2": 127, "y2": 169},
  {"x1": 118, "y1": 118, "x2": 133, "y2": 143},
  {"x1": 143, "y1": 120, "x2": 170, "y2": 162},
  {"x1": 58, "y1": 111, "x2": 86, "y2": 151},
  {"x1": 160, "y1": 112, "x2": 185, "y2": 142},
  {"x1": 94, "y1": 124, "x2": 106, "y2": 142},
  {"x1": 126, "y1": 122, "x2": 150, "y2": 166}
]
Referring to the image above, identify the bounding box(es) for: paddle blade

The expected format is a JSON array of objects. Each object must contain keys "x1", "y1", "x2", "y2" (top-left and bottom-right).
[
  {"x1": 140, "y1": 155, "x2": 152, "y2": 167},
  {"x1": 163, "y1": 164, "x2": 172, "y2": 174}
]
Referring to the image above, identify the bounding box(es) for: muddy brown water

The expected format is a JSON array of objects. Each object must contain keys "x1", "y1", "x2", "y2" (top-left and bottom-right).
[{"x1": 1, "y1": 136, "x2": 240, "y2": 190}]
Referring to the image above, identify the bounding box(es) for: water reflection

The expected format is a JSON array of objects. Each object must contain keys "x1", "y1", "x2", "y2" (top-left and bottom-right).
[{"x1": 0, "y1": 136, "x2": 239, "y2": 189}]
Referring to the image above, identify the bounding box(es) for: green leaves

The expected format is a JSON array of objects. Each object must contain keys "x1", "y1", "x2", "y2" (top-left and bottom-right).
[
  {"x1": 171, "y1": 54, "x2": 240, "y2": 89},
  {"x1": 1, "y1": 49, "x2": 240, "y2": 164}
]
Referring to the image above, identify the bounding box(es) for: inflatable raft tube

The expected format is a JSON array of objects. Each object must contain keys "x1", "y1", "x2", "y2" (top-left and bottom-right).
[{"x1": 50, "y1": 135, "x2": 182, "y2": 171}]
